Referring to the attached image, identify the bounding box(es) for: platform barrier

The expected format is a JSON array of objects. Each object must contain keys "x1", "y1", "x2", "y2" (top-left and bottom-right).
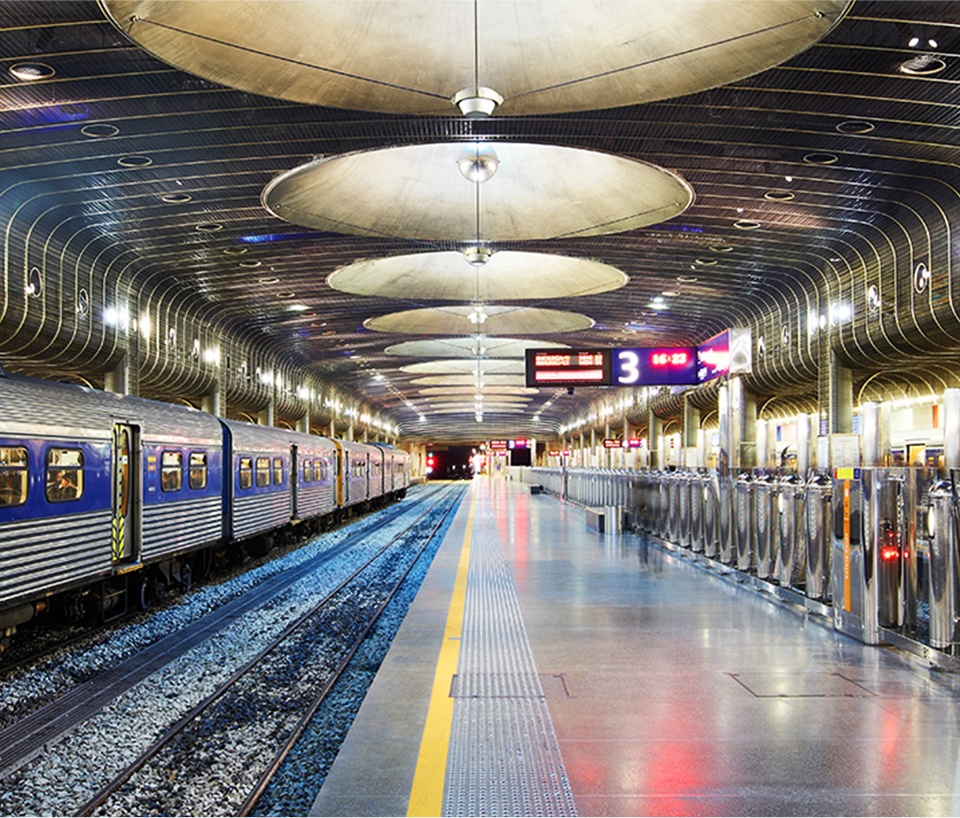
[{"x1": 521, "y1": 465, "x2": 957, "y2": 656}]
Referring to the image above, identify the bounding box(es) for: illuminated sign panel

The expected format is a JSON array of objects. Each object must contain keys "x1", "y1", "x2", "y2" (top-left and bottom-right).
[
  {"x1": 525, "y1": 332, "x2": 750, "y2": 388},
  {"x1": 613, "y1": 347, "x2": 697, "y2": 386},
  {"x1": 697, "y1": 330, "x2": 730, "y2": 383},
  {"x1": 524, "y1": 349, "x2": 612, "y2": 387},
  {"x1": 697, "y1": 328, "x2": 752, "y2": 383},
  {"x1": 488, "y1": 439, "x2": 509, "y2": 450}
]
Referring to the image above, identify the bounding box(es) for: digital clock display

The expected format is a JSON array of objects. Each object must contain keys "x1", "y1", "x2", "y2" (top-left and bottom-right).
[{"x1": 613, "y1": 347, "x2": 698, "y2": 386}]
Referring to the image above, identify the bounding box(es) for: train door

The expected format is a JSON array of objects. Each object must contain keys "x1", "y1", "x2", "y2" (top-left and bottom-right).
[
  {"x1": 290, "y1": 444, "x2": 299, "y2": 519},
  {"x1": 111, "y1": 423, "x2": 141, "y2": 564}
]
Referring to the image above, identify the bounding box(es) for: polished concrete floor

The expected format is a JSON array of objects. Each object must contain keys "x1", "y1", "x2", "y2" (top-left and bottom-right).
[{"x1": 313, "y1": 477, "x2": 960, "y2": 816}]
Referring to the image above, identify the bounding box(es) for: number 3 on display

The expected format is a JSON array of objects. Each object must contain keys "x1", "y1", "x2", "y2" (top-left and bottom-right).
[{"x1": 616, "y1": 350, "x2": 639, "y2": 384}]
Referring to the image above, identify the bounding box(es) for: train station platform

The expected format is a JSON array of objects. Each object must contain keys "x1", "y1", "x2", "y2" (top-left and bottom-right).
[{"x1": 311, "y1": 477, "x2": 960, "y2": 817}]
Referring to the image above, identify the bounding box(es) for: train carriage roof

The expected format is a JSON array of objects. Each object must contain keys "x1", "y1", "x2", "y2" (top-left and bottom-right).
[{"x1": 0, "y1": 373, "x2": 222, "y2": 446}]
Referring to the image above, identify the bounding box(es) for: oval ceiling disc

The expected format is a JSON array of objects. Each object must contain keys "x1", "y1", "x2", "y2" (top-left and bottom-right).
[
  {"x1": 364, "y1": 306, "x2": 594, "y2": 335},
  {"x1": 103, "y1": 1, "x2": 850, "y2": 115},
  {"x1": 263, "y1": 142, "x2": 693, "y2": 241},
  {"x1": 385, "y1": 337, "x2": 569, "y2": 359},
  {"x1": 328, "y1": 251, "x2": 627, "y2": 301},
  {"x1": 399, "y1": 359, "x2": 525, "y2": 375}
]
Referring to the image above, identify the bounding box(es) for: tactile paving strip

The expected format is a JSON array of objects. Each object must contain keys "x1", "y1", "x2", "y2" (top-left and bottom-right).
[{"x1": 443, "y1": 487, "x2": 577, "y2": 816}]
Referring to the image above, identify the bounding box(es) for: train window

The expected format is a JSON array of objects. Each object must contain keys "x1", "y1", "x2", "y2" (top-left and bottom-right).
[
  {"x1": 273, "y1": 457, "x2": 284, "y2": 485},
  {"x1": 45, "y1": 448, "x2": 84, "y2": 502},
  {"x1": 318, "y1": 459, "x2": 328, "y2": 481},
  {"x1": 239, "y1": 457, "x2": 253, "y2": 490},
  {"x1": 0, "y1": 447, "x2": 28, "y2": 506},
  {"x1": 302, "y1": 460, "x2": 313, "y2": 483},
  {"x1": 188, "y1": 452, "x2": 207, "y2": 490},
  {"x1": 256, "y1": 457, "x2": 270, "y2": 487},
  {"x1": 161, "y1": 451, "x2": 183, "y2": 492}
]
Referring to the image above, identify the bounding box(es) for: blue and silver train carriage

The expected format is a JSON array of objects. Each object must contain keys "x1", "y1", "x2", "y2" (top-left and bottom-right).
[
  {"x1": 0, "y1": 371, "x2": 412, "y2": 645},
  {"x1": 372, "y1": 442, "x2": 411, "y2": 499},
  {"x1": 0, "y1": 373, "x2": 224, "y2": 629}
]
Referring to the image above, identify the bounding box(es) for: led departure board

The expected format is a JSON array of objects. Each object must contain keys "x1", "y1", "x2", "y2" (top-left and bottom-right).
[{"x1": 524, "y1": 349, "x2": 612, "y2": 387}]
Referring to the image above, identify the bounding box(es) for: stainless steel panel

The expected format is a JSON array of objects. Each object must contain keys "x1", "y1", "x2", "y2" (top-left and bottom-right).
[
  {"x1": 755, "y1": 476, "x2": 778, "y2": 580},
  {"x1": 232, "y1": 491, "x2": 292, "y2": 540},
  {"x1": 0, "y1": 511, "x2": 112, "y2": 607},
  {"x1": 735, "y1": 473, "x2": 755, "y2": 572},
  {"x1": 804, "y1": 473, "x2": 833, "y2": 600},
  {"x1": 141, "y1": 496, "x2": 222, "y2": 559},
  {"x1": 926, "y1": 480, "x2": 956, "y2": 649},
  {"x1": 776, "y1": 475, "x2": 805, "y2": 588}
]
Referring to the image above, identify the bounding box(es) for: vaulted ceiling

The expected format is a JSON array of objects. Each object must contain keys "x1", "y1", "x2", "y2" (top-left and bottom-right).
[{"x1": 1, "y1": 1, "x2": 959, "y2": 441}]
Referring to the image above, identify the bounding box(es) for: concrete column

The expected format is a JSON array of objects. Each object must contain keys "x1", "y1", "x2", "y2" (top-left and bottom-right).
[
  {"x1": 796, "y1": 412, "x2": 811, "y2": 475},
  {"x1": 202, "y1": 385, "x2": 222, "y2": 418},
  {"x1": 861, "y1": 401, "x2": 881, "y2": 467},
  {"x1": 683, "y1": 396, "x2": 700, "y2": 468},
  {"x1": 819, "y1": 347, "x2": 853, "y2": 434},
  {"x1": 756, "y1": 419, "x2": 769, "y2": 470},
  {"x1": 731, "y1": 376, "x2": 756, "y2": 470},
  {"x1": 257, "y1": 401, "x2": 275, "y2": 427},
  {"x1": 648, "y1": 409, "x2": 663, "y2": 470},
  {"x1": 105, "y1": 354, "x2": 130, "y2": 396},
  {"x1": 297, "y1": 410, "x2": 310, "y2": 434},
  {"x1": 329, "y1": 419, "x2": 336, "y2": 438},
  {"x1": 717, "y1": 384, "x2": 730, "y2": 478},
  {"x1": 590, "y1": 428, "x2": 596, "y2": 469},
  {"x1": 348, "y1": 424, "x2": 354, "y2": 442}
]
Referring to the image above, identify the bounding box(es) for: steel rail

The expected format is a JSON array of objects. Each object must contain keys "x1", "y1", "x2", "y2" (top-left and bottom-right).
[
  {"x1": 237, "y1": 485, "x2": 462, "y2": 815},
  {"x1": 74, "y1": 484, "x2": 463, "y2": 817}
]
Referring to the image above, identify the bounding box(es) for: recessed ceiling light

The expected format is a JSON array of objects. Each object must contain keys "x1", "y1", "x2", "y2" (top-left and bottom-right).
[
  {"x1": 118, "y1": 155, "x2": 152, "y2": 168},
  {"x1": 223, "y1": 246, "x2": 247, "y2": 255},
  {"x1": 710, "y1": 244, "x2": 734, "y2": 253},
  {"x1": 258, "y1": 276, "x2": 281, "y2": 285},
  {"x1": 899, "y1": 55, "x2": 946, "y2": 75},
  {"x1": 81, "y1": 123, "x2": 120, "y2": 138},
  {"x1": 9, "y1": 62, "x2": 55, "y2": 81},
  {"x1": 734, "y1": 219, "x2": 761, "y2": 230},
  {"x1": 676, "y1": 275, "x2": 698, "y2": 283},
  {"x1": 161, "y1": 192, "x2": 192, "y2": 203},
  {"x1": 239, "y1": 259, "x2": 262, "y2": 268},
  {"x1": 803, "y1": 152, "x2": 838, "y2": 165},
  {"x1": 695, "y1": 258, "x2": 718, "y2": 266},
  {"x1": 764, "y1": 191, "x2": 795, "y2": 201},
  {"x1": 661, "y1": 290, "x2": 680, "y2": 297},
  {"x1": 277, "y1": 292, "x2": 296, "y2": 298},
  {"x1": 836, "y1": 120, "x2": 875, "y2": 135},
  {"x1": 195, "y1": 222, "x2": 223, "y2": 232}
]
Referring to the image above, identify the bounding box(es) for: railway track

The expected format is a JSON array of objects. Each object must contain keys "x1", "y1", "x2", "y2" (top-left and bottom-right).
[{"x1": 0, "y1": 483, "x2": 465, "y2": 816}]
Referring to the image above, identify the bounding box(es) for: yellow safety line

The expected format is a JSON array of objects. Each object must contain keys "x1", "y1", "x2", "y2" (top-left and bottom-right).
[{"x1": 407, "y1": 488, "x2": 476, "y2": 817}]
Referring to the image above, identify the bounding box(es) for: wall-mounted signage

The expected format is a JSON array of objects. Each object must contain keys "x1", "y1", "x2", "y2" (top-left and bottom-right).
[{"x1": 488, "y1": 439, "x2": 509, "y2": 450}]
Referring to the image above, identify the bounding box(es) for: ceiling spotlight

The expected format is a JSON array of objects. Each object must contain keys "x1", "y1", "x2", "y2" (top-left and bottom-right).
[
  {"x1": 463, "y1": 245, "x2": 493, "y2": 266},
  {"x1": 451, "y1": 87, "x2": 503, "y2": 118},
  {"x1": 908, "y1": 36, "x2": 920, "y2": 47},
  {"x1": 457, "y1": 142, "x2": 500, "y2": 183},
  {"x1": 469, "y1": 309, "x2": 487, "y2": 324}
]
